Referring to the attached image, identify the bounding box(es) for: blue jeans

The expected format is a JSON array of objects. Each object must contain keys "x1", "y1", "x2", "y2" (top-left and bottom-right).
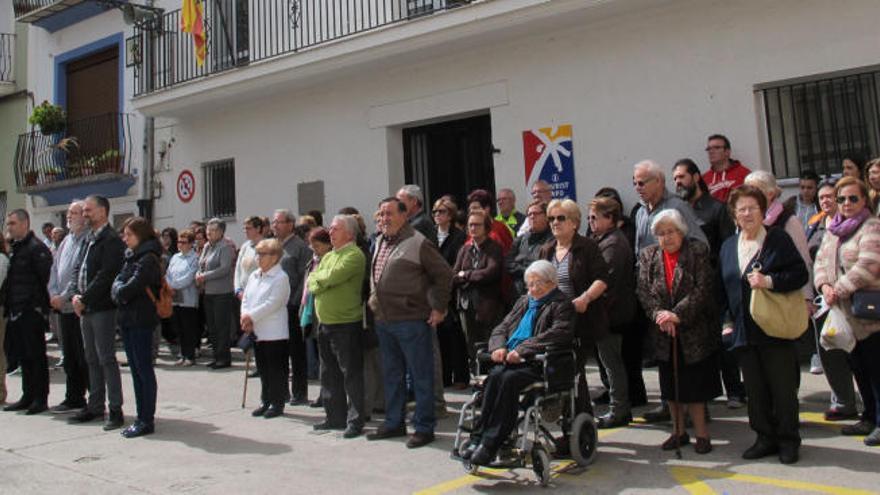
[
  {"x1": 376, "y1": 320, "x2": 435, "y2": 433},
  {"x1": 122, "y1": 326, "x2": 157, "y2": 425}
]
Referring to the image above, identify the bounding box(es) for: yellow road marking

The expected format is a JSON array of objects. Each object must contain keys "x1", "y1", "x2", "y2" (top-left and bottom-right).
[{"x1": 670, "y1": 466, "x2": 878, "y2": 495}]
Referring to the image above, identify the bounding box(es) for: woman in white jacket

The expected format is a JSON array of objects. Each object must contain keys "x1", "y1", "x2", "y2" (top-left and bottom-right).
[{"x1": 241, "y1": 238, "x2": 290, "y2": 419}]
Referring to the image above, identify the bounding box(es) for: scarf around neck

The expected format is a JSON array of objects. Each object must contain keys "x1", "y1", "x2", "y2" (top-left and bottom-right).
[
  {"x1": 506, "y1": 289, "x2": 559, "y2": 352},
  {"x1": 827, "y1": 208, "x2": 871, "y2": 241}
]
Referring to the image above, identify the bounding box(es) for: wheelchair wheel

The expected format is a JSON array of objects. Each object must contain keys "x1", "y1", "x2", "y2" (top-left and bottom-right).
[
  {"x1": 531, "y1": 445, "x2": 551, "y2": 487},
  {"x1": 569, "y1": 412, "x2": 598, "y2": 466}
]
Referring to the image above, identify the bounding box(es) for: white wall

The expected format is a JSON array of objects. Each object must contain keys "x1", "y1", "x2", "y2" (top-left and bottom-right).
[{"x1": 150, "y1": 0, "x2": 880, "y2": 242}]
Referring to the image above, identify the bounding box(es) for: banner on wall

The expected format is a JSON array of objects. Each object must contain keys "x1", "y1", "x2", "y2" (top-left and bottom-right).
[{"x1": 522, "y1": 124, "x2": 576, "y2": 201}]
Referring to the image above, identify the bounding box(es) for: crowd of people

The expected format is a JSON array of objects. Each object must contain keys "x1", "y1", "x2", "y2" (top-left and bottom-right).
[{"x1": 2, "y1": 134, "x2": 879, "y2": 464}]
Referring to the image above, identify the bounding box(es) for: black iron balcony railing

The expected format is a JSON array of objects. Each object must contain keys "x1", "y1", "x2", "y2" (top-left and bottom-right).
[
  {"x1": 0, "y1": 34, "x2": 13, "y2": 83},
  {"x1": 133, "y1": 0, "x2": 472, "y2": 96},
  {"x1": 14, "y1": 113, "x2": 133, "y2": 191},
  {"x1": 13, "y1": 0, "x2": 60, "y2": 18}
]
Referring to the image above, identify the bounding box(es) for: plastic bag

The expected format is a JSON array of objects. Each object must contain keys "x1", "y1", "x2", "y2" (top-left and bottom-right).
[{"x1": 820, "y1": 305, "x2": 856, "y2": 353}]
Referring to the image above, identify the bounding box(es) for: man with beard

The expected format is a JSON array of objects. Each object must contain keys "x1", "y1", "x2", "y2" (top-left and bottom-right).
[
  {"x1": 672, "y1": 159, "x2": 745, "y2": 410},
  {"x1": 48, "y1": 200, "x2": 90, "y2": 413}
]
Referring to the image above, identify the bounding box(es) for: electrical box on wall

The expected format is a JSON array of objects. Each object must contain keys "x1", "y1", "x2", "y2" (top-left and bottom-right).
[{"x1": 297, "y1": 181, "x2": 324, "y2": 215}]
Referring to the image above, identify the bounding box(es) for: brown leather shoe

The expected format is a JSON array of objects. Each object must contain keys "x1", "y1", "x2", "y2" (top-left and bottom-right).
[
  {"x1": 694, "y1": 437, "x2": 712, "y2": 454},
  {"x1": 661, "y1": 432, "x2": 690, "y2": 451}
]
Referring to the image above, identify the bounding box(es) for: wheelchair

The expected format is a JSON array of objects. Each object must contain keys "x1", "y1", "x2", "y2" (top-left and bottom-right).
[{"x1": 450, "y1": 344, "x2": 598, "y2": 487}]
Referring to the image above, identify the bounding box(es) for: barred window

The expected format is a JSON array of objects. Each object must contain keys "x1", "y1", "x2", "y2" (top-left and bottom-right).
[
  {"x1": 760, "y1": 68, "x2": 880, "y2": 179},
  {"x1": 203, "y1": 159, "x2": 236, "y2": 219}
]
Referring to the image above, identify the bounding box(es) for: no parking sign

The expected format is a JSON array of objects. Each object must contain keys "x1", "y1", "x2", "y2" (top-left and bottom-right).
[{"x1": 177, "y1": 170, "x2": 195, "y2": 203}]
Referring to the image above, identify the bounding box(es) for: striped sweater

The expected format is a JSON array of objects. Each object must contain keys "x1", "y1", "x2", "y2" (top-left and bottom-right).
[{"x1": 814, "y1": 216, "x2": 880, "y2": 340}]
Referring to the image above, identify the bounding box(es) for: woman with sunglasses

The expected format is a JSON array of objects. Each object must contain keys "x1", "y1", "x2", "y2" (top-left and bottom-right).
[
  {"x1": 814, "y1": 176, "x2": 880, "y2": 447},
  {"x1": 432, "y1": 198, "x2": 469, "y2": 388},
  {"x1": 452, "y1": 211, "x2": 504, "y2": 367},
  {"x1": 539, "y1": 198, "x2": 610, "y2": 415},
  {"x1": 165, "y1": 229, "x2": 200, "y2": 366},
  {"x1": 718, "y1": 185, "x2": 808, "y2": 464}
]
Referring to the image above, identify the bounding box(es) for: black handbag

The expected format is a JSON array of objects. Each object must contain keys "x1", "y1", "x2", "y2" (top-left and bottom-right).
[{"x1": 851, "y1": 290, "x2": 880, "y2": 320}]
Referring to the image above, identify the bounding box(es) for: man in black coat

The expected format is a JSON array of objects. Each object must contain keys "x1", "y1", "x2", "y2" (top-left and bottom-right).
[
  {"x1": 3, "y1": 209, "x2": 53, "y2": 414},
  {"x1": 67, "y1": 195, "x2": 127, "y2": 430},
  {"x1": 506, "y1": 199, "x2": 552, "y2": 296}
]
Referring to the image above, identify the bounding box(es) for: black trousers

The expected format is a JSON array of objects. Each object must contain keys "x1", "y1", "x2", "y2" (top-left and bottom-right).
[
  {"x1": 172, "y1": 306, "x2": 200, "y2": 360},
  {"x1": 256, "y1": 339, "x2": 289, "y2": 407},
  {"x1": 719, "y1": 348, "x2": 747, "y2": 399},
  {"x1": 850, "y1": 331, "x2": 880, "y2": 425},
  {"x1": 477, "y1": 363, "x2": 543, "y2": 449},
  {"x1": 8, "y1": 310, "x2": 49, "y2": 405},
  {"x1": 59, "y1": 313, "x2": 88, "y2": 406},
  {"x1": 622, "y1": 319, "x2": 647, "y2": 405},
  {"x1": 204, "y1": 293, "x2": 234, "y2": 364},
  {"x1": 737, "y1": 342, "x2": 801, "y2": 448},
  {"x1": 318, "y1": 322, "x2": 366, "y2": 427},
  {"x1": 287, "y1": 305, "x2": 308, "y2": 401},
  {"x1": 437, "y1": 313, "x2": 469, "y2": 385}
]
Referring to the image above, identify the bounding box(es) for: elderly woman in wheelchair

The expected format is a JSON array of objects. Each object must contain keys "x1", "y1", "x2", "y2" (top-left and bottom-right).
[{"x1": 454, "y1": 260, "x2": 597, "y2": 483}]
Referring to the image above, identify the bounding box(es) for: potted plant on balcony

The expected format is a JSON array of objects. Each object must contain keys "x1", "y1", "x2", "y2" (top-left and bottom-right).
[
  {"x1": 23, "y1": 169, "x2": 38, "y2": 186},
  {"x1": 28, "y1": 101, "x2": 66, "y2": 135},
  {"x1": 43, "y1": 165, "x2": 63, "y2": 183}
]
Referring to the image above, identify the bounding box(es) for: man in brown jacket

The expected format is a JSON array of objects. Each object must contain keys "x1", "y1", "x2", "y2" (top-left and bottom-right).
[{"x1": 366, "y1": 197, "x2": 452, "y2": 449}]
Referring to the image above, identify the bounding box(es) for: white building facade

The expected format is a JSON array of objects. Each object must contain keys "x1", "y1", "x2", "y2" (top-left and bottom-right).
[{"x1": 12, "y1": 0, "x2": 880, "y2": 243}]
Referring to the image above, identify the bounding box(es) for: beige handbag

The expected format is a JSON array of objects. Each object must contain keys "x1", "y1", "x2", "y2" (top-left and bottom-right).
[{"x1": 749, "y1": 288, "x2": 809, "y2": 340}]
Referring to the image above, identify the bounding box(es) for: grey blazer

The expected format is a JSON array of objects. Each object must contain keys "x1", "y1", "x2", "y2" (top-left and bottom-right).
[{"x1": 199, "y1": 240, "x2": 235, "y2": 295}]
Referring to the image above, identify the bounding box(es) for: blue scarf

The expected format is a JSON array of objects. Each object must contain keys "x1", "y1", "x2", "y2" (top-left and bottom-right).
[{"x1": 507, "y1": 289, "x2": 559, "y2": 351}]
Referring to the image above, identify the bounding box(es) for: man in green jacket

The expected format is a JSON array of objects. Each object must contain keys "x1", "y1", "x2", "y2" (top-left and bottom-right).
[{"x1": 308, "y1": 214, "x2": 367, "y2": 438}]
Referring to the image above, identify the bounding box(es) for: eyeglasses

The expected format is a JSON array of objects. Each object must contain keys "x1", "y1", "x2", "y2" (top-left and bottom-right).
[
  {"x1": 496, "y1": 197, "x2": 513, "y2": 203},
  {"x1": 588, "y1": 214, "x2": 607, "y2": 221},
  {"x1": 632, "y1": 178, "x2": 656, "y2": 188},
  {"x1": 655, "y1": 229, "x2": 679, "y2": 238},
  {"x1": 531, "y1": 189, "x2": 550, "y2": 196},
  {"x1": 432, "y1": 209, "x2": 447, "y2": 215},
  {"x1": 705, "y1": 145, "x2": 726, "y2": 151},
  {"x1": 526, "y1": 279, "x2": 548, "y2": 289},
  {"x1": 527, "y1": 211, "x2": 545, "y2": 218},
  {"x1": 255, "y1": 251, "x2": 274, "y2": 257},
  {"x1": 467, "y1": 223, "x2": 483, "y2": 229},
  {"x1": 836, "y1": 195, "x2": 862, "y2": 204},
  {"x1": 548, "y1": 215, "x2": 567, "y2": 223}
]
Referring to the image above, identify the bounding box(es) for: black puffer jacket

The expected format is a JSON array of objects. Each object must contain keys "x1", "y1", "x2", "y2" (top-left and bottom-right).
[
  {"x1": 5, "y1": 231, "x2": 52, "y2": 315},
  {"x1": 112, "y1": 239, "x2": 162, "y2": 329}
]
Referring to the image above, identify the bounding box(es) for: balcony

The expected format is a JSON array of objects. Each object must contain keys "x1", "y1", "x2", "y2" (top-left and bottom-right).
[
  {"x1": 14, "y1": 113, "x2": 136, "y2": 199},
  {"x1": 14, "y1": 0, "x2": 114, "y2": 32},
  {"x1": 0, "y1": 34, "x2": 13, "y2": 92},
  {"x1": 132, "y1": 0, "x2": 473, "y2": 96}
]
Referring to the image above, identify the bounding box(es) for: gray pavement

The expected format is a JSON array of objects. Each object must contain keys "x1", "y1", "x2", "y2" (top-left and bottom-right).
[{"x1": 1, "y1": 342, "x2": 879, "y2": 494}]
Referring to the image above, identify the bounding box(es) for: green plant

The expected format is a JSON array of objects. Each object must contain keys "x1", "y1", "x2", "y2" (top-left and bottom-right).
[{"x1": 28, "y1": 101, "x2": 66, "y2": 135}]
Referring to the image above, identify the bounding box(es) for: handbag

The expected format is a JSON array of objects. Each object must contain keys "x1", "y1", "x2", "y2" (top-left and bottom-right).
[
  {"x1": 749, "y1": 288, "x2": 809, "y2": 340},
  {"x1": 851, "y1": 289, "x2": 880, "y2": 320}
]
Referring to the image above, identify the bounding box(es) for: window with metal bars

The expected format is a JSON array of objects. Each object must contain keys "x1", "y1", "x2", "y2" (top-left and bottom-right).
[
  {"x1": 760, "y1": 68, "x2": 880, "y2": 179},
  {"x1": 203, "y1": 159, "x2": 236, "y2": 219}
]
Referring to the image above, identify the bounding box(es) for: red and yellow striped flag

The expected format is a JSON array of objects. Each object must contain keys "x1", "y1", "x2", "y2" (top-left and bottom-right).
[{"x1": 180, "y1": 0, "x2": 206, "y2": 67}]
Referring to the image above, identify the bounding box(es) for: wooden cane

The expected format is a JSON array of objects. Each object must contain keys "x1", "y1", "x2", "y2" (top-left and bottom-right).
[
  {"x1": 671, "y1": 327, "x2": 682, "y2": 460},
  {"x1": 241, "y1": 348, "x2": 251, "y2": 409}
]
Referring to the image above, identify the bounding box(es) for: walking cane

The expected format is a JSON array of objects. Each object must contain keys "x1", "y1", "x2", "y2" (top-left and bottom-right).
[
  {"x1": 671, "y1": 325, "x2": 682, "y2": 460},
  {"x1": 241, "y1": 348, "x2": 252, "y2": 409}
]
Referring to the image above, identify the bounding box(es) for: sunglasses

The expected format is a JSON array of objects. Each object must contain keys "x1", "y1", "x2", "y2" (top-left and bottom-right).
[
  {"x1": 548, "y1": 215, "x2": 567, "y2": 223},
  {"x1": 432, "y1": 209, "x2": 447, "y2": 215},
  {"x1": 632, "y1": 178, "x2": 655, "y2": 188},
  {"x1": 836, "y1": 195, "x2": 862, "y2": 204},
  {"x1": 255, "y1": 251, "x2": 274, "y2": 257}
]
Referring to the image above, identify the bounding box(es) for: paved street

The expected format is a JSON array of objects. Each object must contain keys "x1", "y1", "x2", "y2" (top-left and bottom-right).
[{"x1": 1, "y1": 343, "x2": 878, "y2": 494}]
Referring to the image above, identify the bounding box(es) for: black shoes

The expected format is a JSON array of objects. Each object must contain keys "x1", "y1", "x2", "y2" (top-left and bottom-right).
[
  {"x1": 742, "y1": 440, "x2": 779, "y2": 460},
  {"x1": 367, "y1": 425, "x2": 407, "y2": 441},
  {"x1": 309, "y1": 398, "x2": 324, "y2": 408},
  {"x1": 25, "y1": 402, "x2": 48, "y2": 415},
  {"x1": 343, "y1": 425, "x2": 363, "y2": 439},
  {"x1": 289, "y1": 396, "x2": 309, "y2": 406},
  {"x1": 210, "y1": 362, "x2": 231, "y2": 370},
  {"x1": 263, "y1": 405, "x2": 284, "y2": 419},
  {"x1": 69, "y1": 409, "x2": 104, "y2": 424},
  {"x1": 251, "y1": 404, "x2": 269, "y2": 417},
  {"x1": 470, "y1": 444, "x2": 496, "y2": 465},
  {"x1": 406, "y1": 431, "x2": 435, "y2": 449},
  {"x1": 841, "y1": 419, "x2": 875, "y2": 436},
  {"x1": 3, "y1": 399, "x2": 32, "y2": 412},
  {"x1": 642, "y1": 403, "x2": 671, "y2": 423},
  {"x1": 661, "y1": 433, "x2": 690, "y2": 451},
  {"x1": 121, "y1": 421, "x2": 155, "y2": 438},
  {"x1": 50, "y1": 401, "x2": 86, "y2": 414},
  {"x1": 103, "y1": 409, "x2": 124, "y2": 431},
  {"x1": 864, "y1": 427, "x2": 880, "y2": 447},
  {"x1": 778, "y1": 444, "x2": 799, "y2": 464},
  {"x1": 597, "y1": 412, "x2": 632, "y2": 429},
  {"x1": 313, "y1": 421, "x2": 345, "y2": 431}
]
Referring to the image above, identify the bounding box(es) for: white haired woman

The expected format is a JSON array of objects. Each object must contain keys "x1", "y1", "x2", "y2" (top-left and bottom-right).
[
  {"x1": 241, "y1": 239, "x2": 291, "y2": 419},
  {"x1": 464, "y1": 260, "x2": 574, "y2": 466},
  {"x1": 637, "y1": 209, "x2": 721, "y2": 454},
  {"x1": 744, "y1": 170, "x2": 813, "y2": 304}
]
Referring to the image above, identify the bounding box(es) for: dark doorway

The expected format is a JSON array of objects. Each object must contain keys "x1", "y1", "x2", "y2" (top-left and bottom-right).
[{"x1": 403, "y1": 114, "x2": 496, "y2": 210}]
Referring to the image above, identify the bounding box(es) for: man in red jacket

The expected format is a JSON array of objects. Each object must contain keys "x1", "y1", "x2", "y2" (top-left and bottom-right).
[{"x1": 702, "y1": 134, "x2": 751, "y2": 203}]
